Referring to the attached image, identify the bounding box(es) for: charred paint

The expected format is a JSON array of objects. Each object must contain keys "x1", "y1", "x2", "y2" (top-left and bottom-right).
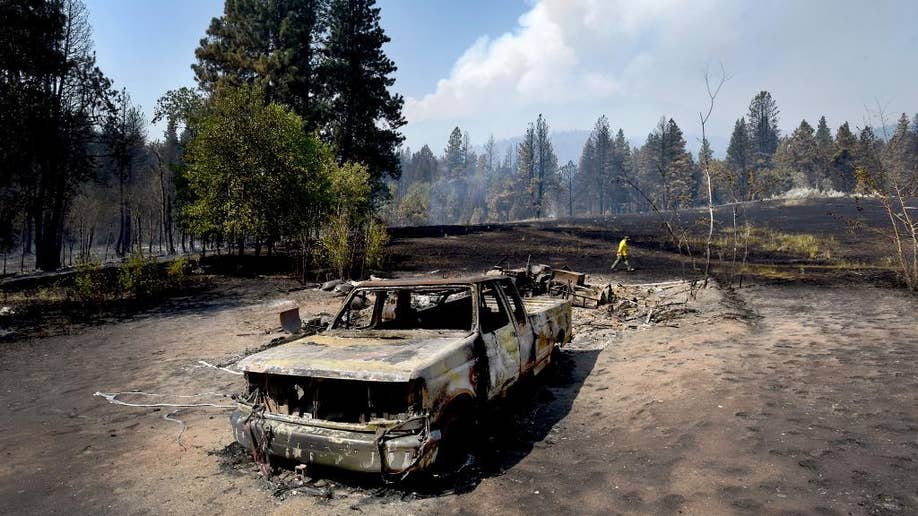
[{"x1": 231, "y1": 276, "x2": 572, "y2": 476}]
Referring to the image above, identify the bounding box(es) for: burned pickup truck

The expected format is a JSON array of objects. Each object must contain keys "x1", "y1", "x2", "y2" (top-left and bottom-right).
[{"x1": 231, "y1": 276, "x2": 572, "y2": 478}]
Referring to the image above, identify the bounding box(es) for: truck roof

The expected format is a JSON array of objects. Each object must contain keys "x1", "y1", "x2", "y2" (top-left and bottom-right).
[{"x1": 357, "y1": 275, "x2": 498, "y2": 288}]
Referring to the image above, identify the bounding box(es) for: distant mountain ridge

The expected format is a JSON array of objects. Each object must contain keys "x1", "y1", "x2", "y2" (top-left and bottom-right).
[{"x1": 478, "y1": 128, "x2": 729, "y2": 165}]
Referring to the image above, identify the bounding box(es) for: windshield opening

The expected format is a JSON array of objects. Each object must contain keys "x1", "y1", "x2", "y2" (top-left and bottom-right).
[{"x1": 333, "y1": 286, "x2": 473, "y2": 331}]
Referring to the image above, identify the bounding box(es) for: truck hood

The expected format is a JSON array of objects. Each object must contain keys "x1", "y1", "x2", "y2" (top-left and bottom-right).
[{"x1": 236, "y1": 330, "x2": 474, "y2": 382}]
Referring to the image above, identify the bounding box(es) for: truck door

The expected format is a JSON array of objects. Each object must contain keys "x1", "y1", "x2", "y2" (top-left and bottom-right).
[
  {"x1": 478, "y1": 282, "x2": 521, "y2": 398},
  {"x1": 498, "y1": 278, "x2": 535, "y2": 374}
]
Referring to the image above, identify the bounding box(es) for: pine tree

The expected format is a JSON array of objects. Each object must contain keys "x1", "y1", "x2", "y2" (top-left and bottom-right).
[
  {"x1": 320, "y1": 0, "x2": 405, "y2": 195},
  {"x1": 194, "y1": 0, "x2": 326, "y2": 129},
  {"x1": 514, "y1": 123, "x2": 536, "y2": 219},
  {"x1": 855, "y1": 126, "x2": 885, "y2": 192},
  {"x1": 814, "y1": 116, "x2": 834, "y2": 189},
  {"x1": 610, "y1": 129, "x2": 633, "y2": 212},
  {"x1": 643, "y1": 118, "x2": 694, "y2": 210},
  {"x1": 444, "y1": 127, "x2": 464, "y2": 180},
  {"x1": 665, "y1": 119, "x2": 695, "y2": 209},
  {"x1": 726, "y1": 118, "x2": 751, "y2": 200},
  {"x1": 409, "y1": 145, "x2": 437, "y2": 184},
  {"x1": 590, "y1": 116, "x2": 613, "y2": 214},
  {"x1": 461, "y1": 131, "x2": 472, "y2": 169},
  {"x1": 533, "y1": 114, "x2": 558, "y2": 218},
  {"x1": 885, "y1": 113, "x2": 917, "y2": 193},
  {"x1": 483, "y1": 134, "x2": 496, "y2": 173},
  {"x1": 576, "y1": 136, "x2": 596, "y2": 214},
  {"x1": 832, "y1": 122, "x2": 857, "y2": 192},
  {"x1": 777, "y1": 119, "x2": 818, "y2": 189},
  {"x1": 747, "y1": 91, "x2": 780, "y2": 164},
  {"x1": 559, "y1": 160, "x2": 576, "y2": 217}
]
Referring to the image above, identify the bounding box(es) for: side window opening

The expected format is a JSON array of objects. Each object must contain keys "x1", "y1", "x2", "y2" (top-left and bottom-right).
[
  {"x1": 338, "y1": 291, "x2": 379, "y2": 329},
  {"x1": 479, "y1": 283, "x2": 510, "y2": 333},
  {"x1": 498, "y1": 280, "x2": 527, "y2": 324}
]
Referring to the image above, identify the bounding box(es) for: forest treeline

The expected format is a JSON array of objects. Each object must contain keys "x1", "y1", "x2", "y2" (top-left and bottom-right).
[
  {"x1": 1, "y1": 0, "x2": 403, "y2": 277},
  {"x1": 386, "y1": 90, "x2": 918, "y2": 226},
  {"x1": 2, "y1": 0, "x2": 916, "y2": 280}
]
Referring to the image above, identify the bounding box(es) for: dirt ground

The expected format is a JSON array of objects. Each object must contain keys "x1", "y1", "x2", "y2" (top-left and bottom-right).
[{"x1": 2, "y1": 217, "x2": 917, "y2": 515}]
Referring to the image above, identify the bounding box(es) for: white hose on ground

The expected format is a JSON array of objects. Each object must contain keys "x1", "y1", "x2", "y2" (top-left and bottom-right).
[
  {"x1": 196, "y1": 360, "x2": 244, "y2": 375},
  {"x1": 93, "y1": 391, "x2": 236, "y2": 447},
  {"x1": 164, "y1": 408, "x2": 188, "y2": 449},
  {"x1": 93, "y1": 391, "x2": 236, "y2": 408}
]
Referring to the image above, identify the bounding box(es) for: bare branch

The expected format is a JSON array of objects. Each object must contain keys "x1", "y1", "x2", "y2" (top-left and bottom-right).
[{"x1": 700, "y1": 62, "x2": 728, "y2": 287}]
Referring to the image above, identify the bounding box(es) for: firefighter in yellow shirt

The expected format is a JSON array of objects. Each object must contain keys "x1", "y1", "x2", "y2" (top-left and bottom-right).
[{"x1": 611, "y1": 236, "x2": 634, "y2": 271}]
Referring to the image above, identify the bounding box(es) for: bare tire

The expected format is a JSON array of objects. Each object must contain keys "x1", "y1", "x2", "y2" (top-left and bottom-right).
[{"x1": 434, "y1": 403, "x2": 476, "y2": 471}]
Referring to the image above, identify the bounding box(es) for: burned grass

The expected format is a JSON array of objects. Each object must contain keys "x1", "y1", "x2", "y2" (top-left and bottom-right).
[
  {"x1": 388, "y1": 197, "x2": 906, "y2": 289},
  {"x1": 0, "y1": 275, "x2": 220, "y2": 340}
]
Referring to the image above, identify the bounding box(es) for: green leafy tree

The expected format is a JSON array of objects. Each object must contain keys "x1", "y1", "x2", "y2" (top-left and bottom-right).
[
  {"x1": 395, "y1": 183, "x2": 430, "y2": 226},
  {"x1": 183, "y1": 85, "x2": 330, "y2": 255},
  {"x1": 154, "y1": 87, "x2": 207, "y2": 132},
  {"x1": 320, "y1": 0, "x2": 405, "y2": 196},
  {"x1": 320, "y1": 161, "x2": 372, "y2": 278},
  {"x1": 154, "y1": 87, "x2": 208, "y2": 251}
]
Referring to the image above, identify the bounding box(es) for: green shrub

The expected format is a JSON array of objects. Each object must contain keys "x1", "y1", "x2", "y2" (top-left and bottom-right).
[
  {"x1": 72, "y1": 260, "x2": 107, "y2": 303},
  {"x1": 119, "y1": 254, "x2": 160, "y2": 299},
  {"x1": 319, "y1": 211, "x2": 353, "y2": 279},
  {"x1": 165, "y1": 257, "x2": 192, "y2": 288},
  {"x1": 364, "y1": 219, "x2": 389, "y2": 271}
]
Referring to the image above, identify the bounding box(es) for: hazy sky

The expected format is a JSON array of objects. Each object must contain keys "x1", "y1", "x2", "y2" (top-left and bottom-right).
[{"x1": 85, "y1": 0, "x2": 918, "y2": 153}]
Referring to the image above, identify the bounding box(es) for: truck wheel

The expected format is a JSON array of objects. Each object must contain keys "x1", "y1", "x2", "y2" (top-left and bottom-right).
[
  {"x1": 434, "y1": 403, "x2": 476, "y2": 471},
  {"x1": 549, "y1": 330, "x2": 566, "y2": 365}
]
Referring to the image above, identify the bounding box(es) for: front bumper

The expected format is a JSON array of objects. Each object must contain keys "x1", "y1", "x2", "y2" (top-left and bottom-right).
[{"x1": 230, "y1": 405, "x2": 441, "y2": 475}]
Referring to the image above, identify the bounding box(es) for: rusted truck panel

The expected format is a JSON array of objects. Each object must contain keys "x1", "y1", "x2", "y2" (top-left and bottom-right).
[
  {"x1": 231, "y1": 276, "x2": 572, "y2": 478},
  {"x1": 524, "y1": 297, "x2": 573, "y2": 374}
]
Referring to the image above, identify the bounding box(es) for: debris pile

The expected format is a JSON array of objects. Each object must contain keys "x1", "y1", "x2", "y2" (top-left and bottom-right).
[
  {"x1": 487, "y1": 256, "x2": 612, "y2": 308},
  {"x1": 568, "y1": 279, "x2": 702, "y2": 351},
  {"x1": 605, "y1": 280, "x2": 700, "y2": 326},
  {"x1": 319, "y1": 279, "x2": 355, "y2": 297}
]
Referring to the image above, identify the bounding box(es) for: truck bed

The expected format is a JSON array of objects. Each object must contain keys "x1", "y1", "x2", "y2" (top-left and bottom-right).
[{"x1": 524, "y1": 295, "x2": 573, "y2": 347}]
